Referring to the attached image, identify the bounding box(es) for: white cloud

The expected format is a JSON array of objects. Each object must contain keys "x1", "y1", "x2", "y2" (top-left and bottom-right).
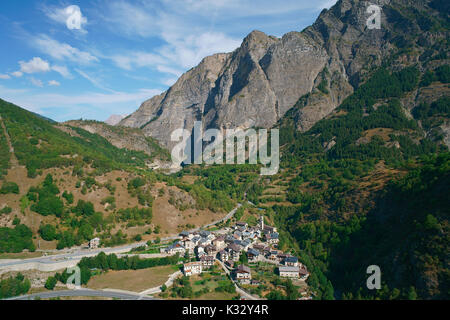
[
  {"x1": 48, "y1": 80, "x2": 61, "y2": 86},
  {"x1": 0, "y1": 74, "x2": 11, "y2": 79},
  {"x1": 11, "y1": 58, "x2": 72, "y2": 80},
  {"x1": 19, "y1": 57, "x2": 51, "y2": 74},
  {"x1": 11, "y1": 71, "x2": 23, "y2": 78},
  {"x1": 30, "y1": 77, "x2": 44, "y2": 87},
  {"x1": 51, "y1": 65, "x2": 72, "y2": 78},
  {"x1": 44, "y1": 5, "x2": 88, "y2": 32},
  {"x1": 33, "y1": 34, "x2": 98, "y2": 64}
]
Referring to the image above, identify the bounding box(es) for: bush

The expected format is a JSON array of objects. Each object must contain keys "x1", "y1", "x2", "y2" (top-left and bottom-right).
[
  {"x1": 39, "y1": 224, "x2": 58, "y2": 241},
  {"x1": 45, "y1": 276, "x2": 57, "y2": 290},
  {"x1": 0, "y1": 181, "x2": 19, "y2": 194},
  {"x1": 0, "y1": 274, "x2": 31, "y2": 299},
  {"x1": 0, "y1": 206, "x2": 12, "y2": 214},
  {"x1": 62, "y1": 191, "x2": 74, "y2": 204},
  {"x1": 31, "y1": 196, "x2": 64, "y2": 217},
  {"x1": 0, "y1": 224, "x2": 35, "y2": 253}
]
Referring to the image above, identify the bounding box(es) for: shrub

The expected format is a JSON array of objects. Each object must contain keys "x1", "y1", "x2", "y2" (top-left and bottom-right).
[
  {"x1": 0, "y1": 206, "x2": 12, "y2": 214},
  {"x1": 39, "y1": 224, "x2": 58, "y2": 241},
  {"x1": 0, "y1": 181, "x2": 19, "y2": 194},
  {"x1": 45, "y1": 276, "x2": 57, "y2": 290}
]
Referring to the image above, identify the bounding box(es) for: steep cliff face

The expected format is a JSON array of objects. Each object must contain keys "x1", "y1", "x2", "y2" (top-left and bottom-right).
[{"x1": 120, "y1": 0, "x2": 444, "y2": 148}]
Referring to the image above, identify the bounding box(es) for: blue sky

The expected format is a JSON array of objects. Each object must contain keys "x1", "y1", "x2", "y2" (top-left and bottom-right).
[{"x1": 0, "y1": 0, "x2": 337, "y2": 122}]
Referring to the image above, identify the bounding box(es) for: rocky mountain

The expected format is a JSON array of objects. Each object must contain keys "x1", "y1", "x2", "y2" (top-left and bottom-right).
[
  {"x1": 120, "y1": 0, "x2": 448, "y2": 150},
  {"x1": 105, "y1": 114, "x2": 126, "y2": 126}
]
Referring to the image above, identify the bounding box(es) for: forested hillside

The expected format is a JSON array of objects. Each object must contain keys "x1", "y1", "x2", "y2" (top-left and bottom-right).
[{"x1": 0, "y1": 99, "x2": 235, "y2": 252}]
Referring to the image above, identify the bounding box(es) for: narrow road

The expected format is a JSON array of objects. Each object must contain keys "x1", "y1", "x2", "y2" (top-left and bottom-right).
[
  {"x1": 139, "y1": 270, "x2": 182, "y2": 295},
  {"x1": 216, "y1": 259, "x2": 261, "y2": 301},
  {"x1": 5, "y1": 289, "x2": 157, "y2": 300},
  {"x1": 189, "y1": 203, "x2": 242, "y2": 233}
]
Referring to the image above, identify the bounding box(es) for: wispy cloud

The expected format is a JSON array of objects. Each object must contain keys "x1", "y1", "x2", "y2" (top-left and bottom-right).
[
  {"x1": 30, "y1": 77, "x2": 44, "y2": 87},
  {"x1": 0, "y1": 74, "x2": 11, "y2": 80},
  {"x1": 75, "y1": 69, "x2": 113, "y2": 92},
  {"x1": 32, "y1": 34, "x2": 98, "y2": 64},
  {"x1": 110, "y1": 51, "x2": 166, "y2": 70},
  {"x1": 51, "y1": 65, "x2": 72, "y2": 78},
  {"x1": 0, "y1": 85, "x2": 162, "y2": 120}
]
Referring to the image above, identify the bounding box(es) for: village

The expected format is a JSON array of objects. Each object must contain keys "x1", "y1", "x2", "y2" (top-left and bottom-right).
[{"x1": 158, "y1": 215, "x2": 311, "y2": 299}]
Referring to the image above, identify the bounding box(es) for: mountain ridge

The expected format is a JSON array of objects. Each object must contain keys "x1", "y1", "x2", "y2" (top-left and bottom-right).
[{"x1": 120, "y1": 0, "x2": 447, "y2": 150}]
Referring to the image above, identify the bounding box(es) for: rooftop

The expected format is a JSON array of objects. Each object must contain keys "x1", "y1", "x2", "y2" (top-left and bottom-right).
[
  {"x1": 236, "y1": 265, "x2": 251, "y2": 273},
  {"x1": 279, "y1": 266, "x2": 300, "y2": 273}
]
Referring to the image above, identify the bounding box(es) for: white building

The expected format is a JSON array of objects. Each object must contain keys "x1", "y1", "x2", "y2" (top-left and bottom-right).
[
  {"x1": 234, "y1": 265, "x2": 252, "y2": 284},
  {"x1": 89, "y1": 238, "x2": 100, "y2": 249},
  {"x1": 279, "y1": 266, "x2": 300, "y2": 278},
  {"x1": 183, "y1": 262, "x2": 203, "y2": 276}
]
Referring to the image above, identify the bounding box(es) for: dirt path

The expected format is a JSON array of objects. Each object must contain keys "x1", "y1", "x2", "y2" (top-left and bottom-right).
[{"x1": 0, "y1": 115, "x2": 19, "y2": 167}]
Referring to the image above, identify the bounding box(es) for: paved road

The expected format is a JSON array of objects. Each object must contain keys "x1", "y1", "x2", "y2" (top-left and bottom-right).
[
  {"x1": 6, "y1": 289, "x2": 157, "y2": 300},
  {"x1": 0, "y1": 242, "x2": 149, "y2": 271}
]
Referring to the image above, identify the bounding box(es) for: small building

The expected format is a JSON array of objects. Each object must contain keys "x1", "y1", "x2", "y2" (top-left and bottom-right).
[
  {"x1": 283, "y1": 256, "x2": 299, "y2": 267},
  {"x1": 263, "y1": 224, "x2": 277, "y2": 234},
  {"x1": 183, "y1": 262, "x2": 203, "y2": 276},
  {"x1": 247, "y1": 248, "x2": 261, "y2": 262},
  {"x1": 195, "y1": 245, "x2": 205, "y2": 257},
  {"x1": 241, "y1": 239, "x2": 252, "y2": 251},
  {"x1": 266, "y1": 232, "x2": 279, "y2": 245},
  {"x1": 279, "y1": 266, "x2": 300, "y2": 278},
  {"x1": 191, "y1": 236, "x2": 201, "y2": 245},
  {"x1": 218, "y1": 250, "x2": 229, "y2": 262},
  {"x1": 198, "y1": 238, "x2": 211, "y2": 246},
  {"x1": 236, "y1": 222, "x2": 248, "y2": 230},
  {"x1": 252, "y1": 244, "x2": 267, "y2": 252},
  {"x1": 250, "y1": 280, "x2": 260, "y2": 286},
  {"x1": 268, "y1": 250, "x2": 280, "y2": 261},
  {"x1": 205, "y1": 244, "x2": 217, "y2": 255},
  {"x1": 227, "y1": 244, "x2": 241, "y2": 261},
  {"x1": 299, "y1": 265, "x2": 309, "y2": 280},
  {"x1": 234, "y1": 265, "x2": 252, "y2": 284},
  {"x1": 89, "y1": 238, "x2": 100, "y2": 249},
  {"x1": 225, "y1": 235, "x2": 235, "y2": 244},
  {"x1": 199, "y1": 230, "x2": 211, "y2": 238},
  {"x1": 180, "y1": 231, "x2": 190, "y2": 238},
  {"x1": 200, "y1": 255, "x2": 215, "y2": 268},
  {"x1": 166, "y1": 242, "x2": 186, "y2": 255},
  {"x1": 213, "y1": 236, "x2": 226, "y2": 250},
  {"x1": 182, "y1": 239, "x2": 196, "y2": 252}
]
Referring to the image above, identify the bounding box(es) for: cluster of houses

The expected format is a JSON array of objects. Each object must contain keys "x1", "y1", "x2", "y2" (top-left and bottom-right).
[{"x1": 164, "y1": 216, "x2": 309, "y2": 284}]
